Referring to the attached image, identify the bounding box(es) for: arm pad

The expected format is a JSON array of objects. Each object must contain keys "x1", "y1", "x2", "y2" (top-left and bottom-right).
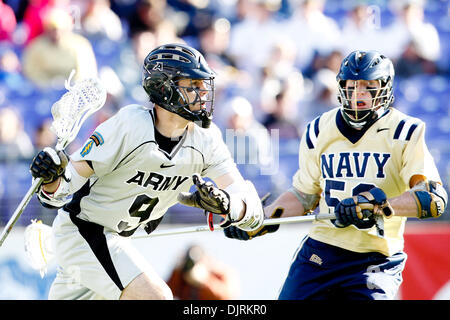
[
  {"x1": 287, "y1": 187, "x2": 320, "y2": 213},
  {"x1": 409, "y1": 180, "x2": 447, "y2": 219},
  {"x1": 225, "y1": 180, "x2": 264, "y2": 231}
]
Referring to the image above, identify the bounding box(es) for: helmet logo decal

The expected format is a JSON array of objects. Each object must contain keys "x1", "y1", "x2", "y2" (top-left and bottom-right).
[{"x1": 153, "y1": 62, "x2": 163, "y2": 72}]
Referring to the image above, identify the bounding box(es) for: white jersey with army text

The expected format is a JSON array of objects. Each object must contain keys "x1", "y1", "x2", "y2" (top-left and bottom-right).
[
  {"x1": 292, "y1": 107, "x2": 441, "y2": 256},
  {"x1": 67, "y1": 104, "x2": 239, "y2": 235}
]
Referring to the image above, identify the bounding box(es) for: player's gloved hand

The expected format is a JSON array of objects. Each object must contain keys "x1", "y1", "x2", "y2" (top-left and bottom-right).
[
  {"x1": 30, "y1": 147, "x2": 69, "y2": 184},
  {"x1": 178, "y1": 174, "x2": 231, "y2": 215},
  {"x1": 223, "y1": 208, "x2": 283, "y2": 241},
  {"x1": 334, "y1": 187, "x2": 393, "y2": 229}
]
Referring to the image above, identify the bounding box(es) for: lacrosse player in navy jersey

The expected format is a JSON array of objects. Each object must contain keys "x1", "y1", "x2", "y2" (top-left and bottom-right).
[
  {"x1": 224, "y1": 50, "x2": 447, "y2": 300},
  {"x1": 29, "y1": 43, "x2": 264, "y2": 300}
]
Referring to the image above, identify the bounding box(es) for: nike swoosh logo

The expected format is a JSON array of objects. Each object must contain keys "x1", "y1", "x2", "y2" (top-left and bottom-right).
[
  {"x1": 377, "y1": 128, "x2": 389, "y2": 133},
  {"x1": 160, "y1": 163, "x2": 175, "y2": 168}
]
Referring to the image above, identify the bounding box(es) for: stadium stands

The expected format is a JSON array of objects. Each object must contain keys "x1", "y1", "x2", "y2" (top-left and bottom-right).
[{"x1": 0, "y1": 0, "x2": 448, "y2": 225}]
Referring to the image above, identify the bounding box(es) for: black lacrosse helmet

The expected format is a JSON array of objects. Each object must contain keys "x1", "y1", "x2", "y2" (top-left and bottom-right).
[
  {"x1": 142, "y1": 43, "x2": 215, "y2": 128},
  {"x1": 336, "y1": 50, "x2": 395, "y2": 130}
]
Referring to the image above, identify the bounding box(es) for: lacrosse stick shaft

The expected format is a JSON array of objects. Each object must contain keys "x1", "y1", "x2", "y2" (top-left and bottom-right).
[
  {"x1": 0, "y1": 143, "x2": 69, "y2": 247},
  {"x1": 132, "y1": 213, "x2": 336, "y2": 239},
  {"x1": 0, "y1": 178, "x2": 43, "y2": 246},
  {"x1": 0, "y1": 73, "x2": 106, "y2": 247}
]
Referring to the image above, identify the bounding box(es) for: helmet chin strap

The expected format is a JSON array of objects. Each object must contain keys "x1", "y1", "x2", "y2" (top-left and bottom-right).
[
  {"x1": 181, "y1": 87, "x2": 213, "y2": 128},
  {"x1": 348, "y1": 119, "x2": 367, "y2": 129},
  {"x1": 344, "y1": 106, "x2": 385, "y2": 130},
  {"x1": 159, "y1": 78, "x2": 213, "y2": 128}
]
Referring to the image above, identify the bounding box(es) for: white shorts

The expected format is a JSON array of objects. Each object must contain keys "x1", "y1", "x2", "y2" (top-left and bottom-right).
[{"x1": 48, "y1": 210, "x2": 152, "y2": 300}]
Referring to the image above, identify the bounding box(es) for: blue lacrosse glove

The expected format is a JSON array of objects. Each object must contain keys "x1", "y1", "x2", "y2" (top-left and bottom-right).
[{"x1": 334, "y1": 187, "x2": 393, "y2": 229}]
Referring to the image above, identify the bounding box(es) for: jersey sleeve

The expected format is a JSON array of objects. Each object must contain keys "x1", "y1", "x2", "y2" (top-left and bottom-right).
[
  {"x1": 70, "y1": 107, "x2": 135, "y2": 177},
  {"x1": 201, "y1": 124, "x2": 240, "y2": 180},
  {"x1": 292, "y1": 121, "x2": 322, "y2": 195},
  {"x1": 399, "y1": 121, "x2": 441, "y2": 185}
]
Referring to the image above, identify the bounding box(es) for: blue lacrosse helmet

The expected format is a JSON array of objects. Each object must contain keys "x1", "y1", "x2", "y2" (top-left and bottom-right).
[
  {"x1": 336, "y1": 50, "x2": 395, "y2": 130},
  {"x1": 142, "y1": 43, "x2": 215, "y2": 128}
]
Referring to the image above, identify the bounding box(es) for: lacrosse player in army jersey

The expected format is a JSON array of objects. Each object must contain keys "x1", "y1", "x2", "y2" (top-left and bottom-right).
[
  {"x1": 224, "y1": 50, "x2": 447, "y2": 299},
  {"x1": 29, "y1": 43, "x2": 264, "y2": 300}
]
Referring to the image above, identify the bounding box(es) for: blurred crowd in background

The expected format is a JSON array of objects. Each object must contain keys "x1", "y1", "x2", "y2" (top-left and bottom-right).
[{"x1": 0, "y1": 0, "x2": 449, "y2": 224}]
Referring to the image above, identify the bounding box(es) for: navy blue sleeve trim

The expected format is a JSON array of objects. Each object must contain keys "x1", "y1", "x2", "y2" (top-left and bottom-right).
[
  {"x1": 393, "y1": 119, "x2": 419, "y2": 141},
  {"x1": 305, "y1": 116, "x2": 321, "y2": 149},
  {"x1": 405, "y1": 123, "x2": 418, "y2": 141},
  {"x1": 305, "y1": 123, "x2": 314, "y2": 149},
  {"x1": 393, "y1": 120, "x2": 405, "y2": 140}
]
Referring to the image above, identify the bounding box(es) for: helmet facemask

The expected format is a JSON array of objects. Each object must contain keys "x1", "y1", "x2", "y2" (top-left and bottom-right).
[
  {"x1": 142, "y1": 43, "x2": 216, "y2": 128},
  {"x1": 336, "y1": 50, "x2": 395, "y2": 130},
  {"x1": 173, "y1": 77, "x2": 215, "y2": 128},
  {"x1": 338, "y1": 78, "x2": 393, "y2": 129}
]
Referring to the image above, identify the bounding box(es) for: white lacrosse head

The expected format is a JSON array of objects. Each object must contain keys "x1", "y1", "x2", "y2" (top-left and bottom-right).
[
  {"x1": 51, "y1": 70, "x2": 107, "y2": 151},
  {"x1": 24, "y1": 220, "x2": 55, "y2": 278}
]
